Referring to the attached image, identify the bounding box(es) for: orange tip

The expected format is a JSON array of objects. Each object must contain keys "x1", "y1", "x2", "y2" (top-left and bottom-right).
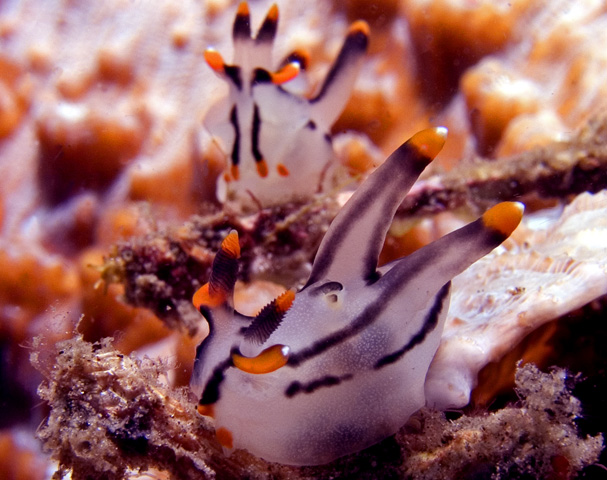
[
  {"x1": 231, "y1": 164, "x2": 240, "y2": 181},
  {"x1": 204, "y1": 48, "x2": 225, "y2": 73},
  {"x1": 349, "y1": 20, "x2": 370, "y2": 37},
  {"x1": 236, "y1": 1, "x2": 249, "y2": 16},
  {"x1": 272, "y1": 62, "x2": 300, "y2": 84},
  {"x1": 256, "y1": 159, "x2": 268, "y2": 177},
  {"x1": 193, "y1": 283, "x2": 225, "y2": 309},
  {"x1": 197, "y1": 403, "x2": 215, "y2": 418},
  {"x1": 408, "y1": 126, "x2": 447, "y2": 160},
  {"x1": 482, "y1": 201, "x2": 524, "y2": 237},
  {"x1": 275, "y1": 290, "x2": 295, "y2": 313},
  {"x1": 266, "y1": 3, "x2": 278, "y2": 22},
  {"x1": 216, "y1": 427, "x2": 234, "y2": 449},
  {"x1": 232, "y1": 344, "x2": 290, "y2": 374},
  {"x1": 287, "y1": 49, "x2": 310, "y2": 70},
  {"x1": 221, "y1": 230, "x2": 241, "y2": 258},
  {"x1": 276, "y1": 163, "x2": 290, "y2": 177}
]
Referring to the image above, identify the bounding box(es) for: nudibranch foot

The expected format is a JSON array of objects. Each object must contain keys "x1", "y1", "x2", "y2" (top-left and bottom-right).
[
  {"x1": 191, "y1": 127, "x2": 523, "y2": 466},
  {"x1": 204, "y1": 2, "x2": 369, "y2": 207}
]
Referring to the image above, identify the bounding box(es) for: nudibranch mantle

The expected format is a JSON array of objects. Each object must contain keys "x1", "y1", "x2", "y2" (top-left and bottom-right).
[
  {"x1": 203, "y1": 2, "x2": 368, "y2": 207},
  {"x1": 191, "y1": 128, "x2": 524, "y2": 466}
]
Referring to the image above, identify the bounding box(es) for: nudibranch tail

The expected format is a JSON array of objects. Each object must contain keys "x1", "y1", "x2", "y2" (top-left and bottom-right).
[
  {"x1": 192, "y1": 230, "x2": 240, "y2": 309},
  {"x1": 306, "y1": 126, "x2": 447, "y2": 286}
]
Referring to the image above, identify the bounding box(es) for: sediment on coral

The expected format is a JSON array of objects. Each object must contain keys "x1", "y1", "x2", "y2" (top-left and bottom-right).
[
  {"x1": 33, "y1": 334, "x2": 602, "y2": 479},
  {"x1": 101, "y1": 198, "x2": 340, "y2": 328},
  {"x1": 399, "y1": 112, "x2": 607, "y2": 217}
]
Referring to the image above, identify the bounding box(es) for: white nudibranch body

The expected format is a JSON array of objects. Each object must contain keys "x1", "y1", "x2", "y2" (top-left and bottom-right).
[
  {"x1": 203, "y1": 2, "x2": 368, "y2": 206},
  {"x1": 191, "y1": 127, "x2": 524, "y2": 465}
]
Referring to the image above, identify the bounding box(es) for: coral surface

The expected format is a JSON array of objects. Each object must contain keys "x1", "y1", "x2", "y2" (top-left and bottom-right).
[
  {"x1": 0, "y1": 0, "x2": 605, "y2": 477},
  {"x1": 33, "y1": 335, "x2": 603, "y2": 479}
]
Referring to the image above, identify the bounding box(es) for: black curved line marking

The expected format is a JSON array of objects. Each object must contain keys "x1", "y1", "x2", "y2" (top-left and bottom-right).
[
  {"x1": 251, "y1": 103, "x2": 263, "y2": 163},
  {"x1": 291, "y1": 253, "x2": 438, "y2": 367},
  {"x1": 229, "y1": 105, "x2": 240, "y2": 168},
  {"x1": 305, "y1": 142, "x2": 423, "y2": 287},
  {"x1": 287, "y1": 298, "x2": 384, "y2": 367},
  {"x1": 199, "y1": 357, "x2": 233, "y2": 405},
  {"x1": 310, "y1": 28, "x2": 368, "y2": 104},
  {"x1": 196, "y1": 309, "x2": 239, "y2": 406},
  {"x1": 361, "y1": 191, "x2": 403, "y2": 283},
  {"x1": 285, "y1": 373, "x2": 354, "y2": 398},
  {"x1": 193, "y1": 307, "x2": 213, "y2": 380},
  {"x1": 194, "y1": 307, "x2": 215, "y2": 359},
  {"x1": 374, "y1": 282, "x2": 450, "y2": 369}
]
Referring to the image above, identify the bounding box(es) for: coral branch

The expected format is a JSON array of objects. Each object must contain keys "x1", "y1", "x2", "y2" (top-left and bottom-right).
[{"x1": 401, "y1": 113, "x2": 607, "y2": 216}]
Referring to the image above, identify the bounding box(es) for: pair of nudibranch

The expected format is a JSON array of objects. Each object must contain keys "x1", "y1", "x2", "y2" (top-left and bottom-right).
[{"x1": 192, "y1": 2, "x2": 523, "y2": 466}]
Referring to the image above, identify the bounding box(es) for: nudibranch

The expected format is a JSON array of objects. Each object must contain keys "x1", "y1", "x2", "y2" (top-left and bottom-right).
[
  {"x1": 203, "y1": 2, "x2": 369, "y2": 206},
  {"x1": 191, "y1": 128, "x2": 524, "y2": 466}
]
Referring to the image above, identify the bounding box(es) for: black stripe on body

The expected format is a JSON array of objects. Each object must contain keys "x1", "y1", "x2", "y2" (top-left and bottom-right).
[
  {"x1": 287, "y1": 296, "x2": 385, "y2": 368},
  {"x1": 199, "y1": 357, "x2": 233, "y2": 405},
  {"x1": 310, "y1": 28, "x2": 368, "y2": 104},
  {"x1": 374, "y1": 282, "x2": 450, "y2": 369},
  {"x1": 296, "y1": 216, "x2": 504, "y2": 367},
  {"x1": 305, "y1": 140, "x2": 430, "y2": 286},
  {"x1": 193, "y1": 308, "x2": 214, "y2": 374},
  {"x1": 285, "y1": 374, "x2": 353, "y2": 398},
  {"x1": 195, "y1": 309, "x2": 228, "y2": 405},
  {"x1": 251, "y1": 103, "x2": 263, "y2": 163},
  {"x1": 229, "y1": 105, "x2": 240, "y2": 167},
  {"x1": 291, "y1": 241, "x2": 451, "y2": 367}
]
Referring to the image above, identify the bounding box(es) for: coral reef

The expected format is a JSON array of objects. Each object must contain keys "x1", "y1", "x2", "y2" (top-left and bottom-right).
[
  {"x1": 33, "y1": 335, "x2": 602, "y2": 479},
  {"x1": 0, "y1": 0, "x2": 605, "y2": 476}
]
